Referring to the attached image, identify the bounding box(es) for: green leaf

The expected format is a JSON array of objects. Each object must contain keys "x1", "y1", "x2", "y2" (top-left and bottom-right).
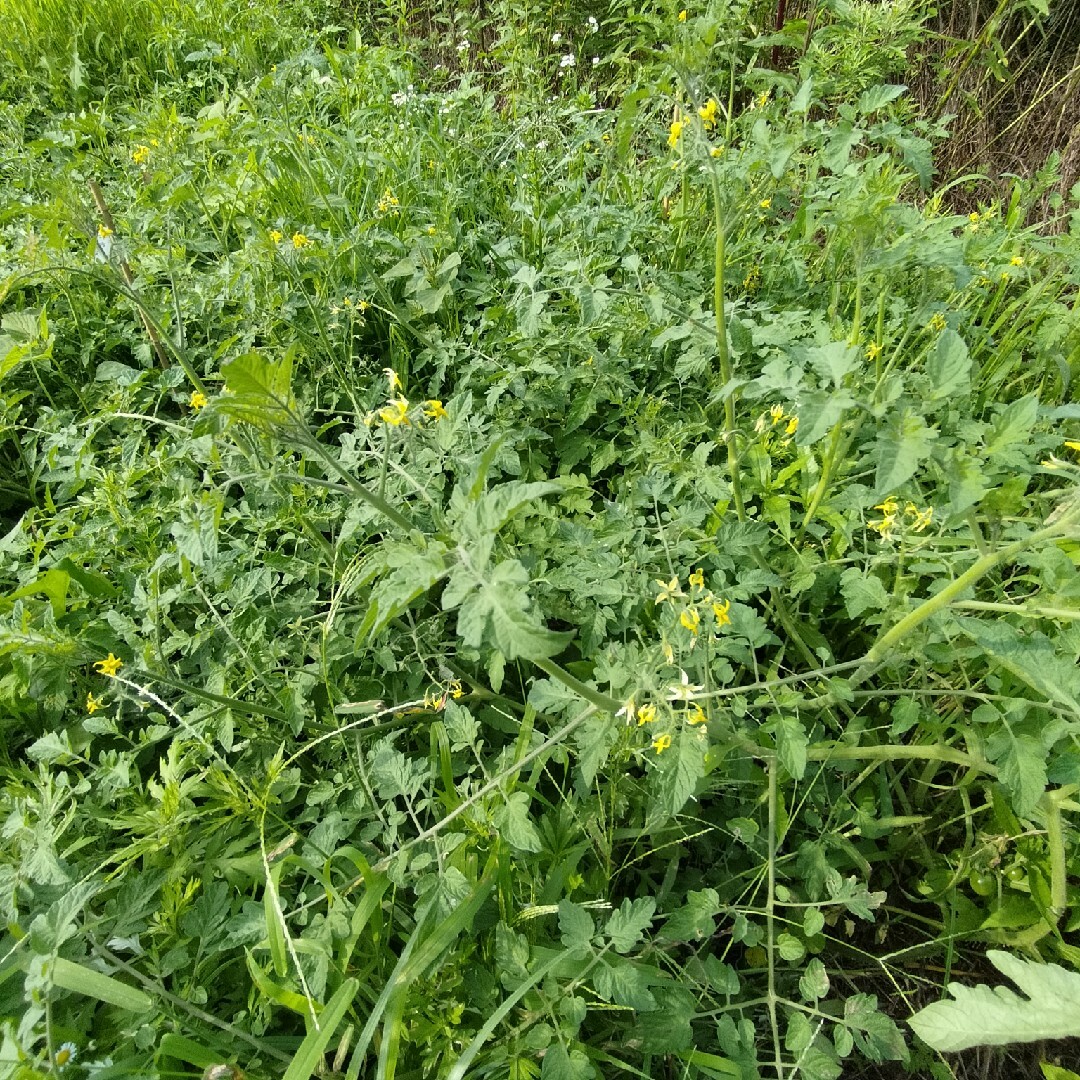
[
  {"x1": 497, "y1": 791, "x2": 542, "y2": 853},
  {"x1": 282, "y1": 978, "x2": 358, "y2": 1080},
  {"x1": 856, "y1": 84, "x2": 907, "y2": 114},
  {"x1": 984, "y1": 395, "x2": 1039, "y2": 458},
  {"x1": 158, "y1": 1034, "x2": 223, "y2": 1069},
  {"x1": 773, "y1": 715, "x2": 807, "y2": 780},
  {"x1": 558, "y1": 901, "x2": 595, "y2": 951},
  {"x1": 655, "y1": 727, "x2": 707, "y2": 816},
  {"x1": 50, "y1": 957, "x2": 151, "y2": 1013},
  {"x1": 795, "y1": 389, "x2": 854, "y2": 446},
  {"x1": 541, "y1": 1043, "x2": 594, "y2": 1080},
  {"x1": 927, "y1": 329, "x2": 971, "y2": 400},
  {"x1": 839, "y1": 568, "x2": 891, "y2": 619},
  {"x1": 807, "y1": 341, "x2": 859, "y2": 388},
  {"x1": 451, "y1": 559, "x2": 573, "y2": 661},
  {"x1": 604, "y1": 898, "x2": 655, "y2": 953},
  {"x1": 659, "y1": 889, "x2": 722, "y2": 942},
  {"x1": 800, "y1": 958, "x2": 830, "y2": 1001},
  {"x1": 791, "y1": 76, "x2": 814, "y2": 113},
  {"x1": 909, "y1": 950, "x2": 1080, "y2": 1053},
  {"x1": 873, "y1": 408, "x2": 937, "y2": 496},
  {"x1": 593, "y1": 960, "x2": 657, "y2": 1011},
  {"x1": 220, "y1": 348, "x2": 296, "y2": 429},
  {"x1": 985, "y1": 730, "x2": 1047, "y2": 817}
]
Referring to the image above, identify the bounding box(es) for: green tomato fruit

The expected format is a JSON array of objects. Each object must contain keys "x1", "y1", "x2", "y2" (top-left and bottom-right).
[{"x1": 968, "y1": 870, "x2": 996, "y2": 897}]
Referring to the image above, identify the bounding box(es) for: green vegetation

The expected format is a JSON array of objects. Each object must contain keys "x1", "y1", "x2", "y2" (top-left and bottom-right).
[{"x1": 1, "y1": 0, "x2": 1079, "y2": 1077}]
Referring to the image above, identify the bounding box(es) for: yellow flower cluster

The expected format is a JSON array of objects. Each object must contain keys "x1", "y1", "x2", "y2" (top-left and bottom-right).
[
  {"x1": 365, "y1": 369, "x2": 449, "y2": 428},
  {"x1": 868, "y1": 496, "x2": 933, "y2": 541},
  {"x1": 377, "y1": 188, "x2": 400, "y2": 215},
  {"x1": 655, "y1": 572, "x2": 732, "y2": 640},
  {"x1": 132, "y1": 144, "x2": 151, "y2": 165},
  {"x1": 754, "y1": 403, "x2": 798, "y2": 437}
]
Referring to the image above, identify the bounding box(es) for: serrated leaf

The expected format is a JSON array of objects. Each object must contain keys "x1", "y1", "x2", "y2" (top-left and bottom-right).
[
  {"x1": 558, "y1": 901, "x2": 595, "y2": 951},
  {"x1": 655, "y1": 727, "x2": 707, "y2": 816},
  {"x1": 795, "y1": 388, "x2": 855, "y2": 446},
  {"x1": 857, "y1": 83, "x2": 907, "y2": 114},
  {"x1": 451, "y1": 559, "x2": 573, "y2": 661},
  {"x1": 773, "y1": 714, "x2": 807, "y2": 780},
  {"x1": 807, "y1": 340, "x2": 859, "y2": 388},
  {"x1": 839, "y1": 567, "x2": 891, "y2": 619},
  {"x1": 804, "y1": 908, "x2": 825, "y2": 937},
  {"x1": 605, "y1": 897, "x2": 655, "y2": 953},
  {"x1": 220, "y1": 348, "x2": 296, "y2": 428},
  {"x1": 927, "y1": 329, "x2": 971, "y2": 400},
  {"x1": 496, "y1": 791, "x2": 542, "y2": 853},
  {"x1": 985, "y1": 729, "x2": 1047, "y2": 817},
  {"x1": 777, "y1": 932, "x2": 805, "y2": 961},
  {"x1": 541, "y1": 1043, "x2": 594, "y2": 1080},
  {"x1": 873, "y1": 409, "x2": 937, "y2": 496},
  {"x1": 791, "y1": 76, "x2": 814, "y2": 113},
  {"x1": 985, "y1": 395, "x2": 1038, "y2": 457},
  {"x1": 660, "y1": 889, "x2": 722, "y2": 942},
  {"x1": 907, "y1": 950, "x2": 1080, "y2": 1052},
  {"x1": 593, "y1": 959, "x2": 657, "y2": 1011}
]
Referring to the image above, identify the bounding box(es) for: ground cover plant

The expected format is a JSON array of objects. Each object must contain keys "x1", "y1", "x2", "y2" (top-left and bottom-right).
[{"x1": 1, "y1": 0, "x2": 1080, "y2": 1077}]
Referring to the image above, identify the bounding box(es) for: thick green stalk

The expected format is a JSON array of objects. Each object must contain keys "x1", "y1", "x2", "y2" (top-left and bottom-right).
[{"x1": 707, "y1": 163, "x2": 745, "y2": 521}]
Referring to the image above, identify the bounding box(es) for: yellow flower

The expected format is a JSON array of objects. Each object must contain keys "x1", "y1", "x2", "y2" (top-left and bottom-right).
[
  {"x1": 427, "y1": 224, "x2": 437, "y2": 235},
  {"x1": 652, "y1": 732, "x2": 672, "y2": 754},
  {"x1": 679, "y1": 607, "x2": 700, "y2": 635},
  {"x1": 756, "y1": 90, "x2": 771, "y2": 108},
  {"x1": 269, "y1": 229, "x2": 283, "y2": 244},
  {"x1": 448, "y1": 678, "x2": 464, "y2": 699},
  {"x1": 759, "y1": 198, "x2": 772, "y2": 210},
  {"x1": 637, "y1": 703, "x2": 658, "y2": 726},
  {"x1": 97, "y1": 224, "x2": 112, "y2": 239},
  {"x1": 1010, "y1": 256, "x2": 1024, "y2": 267},
  {"x1": 712, "y1": 598, "x2": 731, "y2": 627},
  {"x1": 1064, "y1": 440, "x2": 1080, "y2": 453},
  {"x1": 678, "y1": 8, "x2": 688, "y2": 20},
  {"x1": 661, "y1": 640, "x2": 674, "y2": 665},
  {"x1": 929, "y1": 313, "x2": 946, "y2": 332},
  {"x1": 384, "y1": 367, "x2": 402, "y2": 392},
  {"x1": 655, "y1": 576, "x2": 684, "y2": 604},
  {"x1": 687, "y1": 702, "x2": 707, "y2": 726},
  {"x1": 424, "y1": 399, "x2": 448, "y2": 420},
  {"x1": 132, "y1": 144, "x2": 150, "y2": 165},
  {"x1": 86, "y1": 692, "x2": 104, "y2": 714},
  {"x1": 94, "y1": 653, "x2": 123, "y2": 677},
  {"x1": 189, "y1": 390, "x2": 208, "y2": 409},
  {"x1": 770, "y1": 403, "x2": 785, "y2": 425},
  {"x1": 698, "y1": 98, "x2": 718, "y2": 129},
  {"x1": 357, "y1": 300, "x2": 371, "y2": 313},
  {"x1": 688, "y1": 568, "x2": 704, "y2": 590},
  {"x1": 291, "y1": 232, "x2": 311, "y2": 249},
  {"x1": 378, "y1": 398, "x2": 410, "y2": 426},
  {"x1": 968, "y1": 211, "x2": 980, "y2": 223},
  {"x1": 866, "y1": 342, "x2": 882, "y2": 360},
  {"x1": 785, "y1": 415, "x2": 798, "y2": 435},
  {"x1": 668, "y1": 119, "x2": 684, "y2": 148},
  {"x1": 710, "y1": 145, "x2": 724, "y2": 158},
  {"x1": 875, "y1": 496, "x2": 899, "y2": 515},
  {"x1": 906, "y1": 503, "x2": 933, "y2": 533}
]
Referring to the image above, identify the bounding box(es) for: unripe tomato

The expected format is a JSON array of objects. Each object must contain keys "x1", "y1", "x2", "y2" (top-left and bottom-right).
[{"x1": 968, "y1": 870, "x2": 995, "y2": 897}]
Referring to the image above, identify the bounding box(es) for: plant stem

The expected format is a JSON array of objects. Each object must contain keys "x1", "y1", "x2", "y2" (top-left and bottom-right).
[{"x1": 707, "y1": 161, "x2": 745, "y2": 521}]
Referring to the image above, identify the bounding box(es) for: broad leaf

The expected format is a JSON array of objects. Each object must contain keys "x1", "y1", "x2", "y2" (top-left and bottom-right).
[
  {"x1": 927, "y1": 329, "x2": 971, "y2": 400},
  {"x1": 873, "y1": 408, "x2": 937, "y2": 496},
  {"x1": 909, "y1": 951, "x2": 1080, "y2": 1052}
]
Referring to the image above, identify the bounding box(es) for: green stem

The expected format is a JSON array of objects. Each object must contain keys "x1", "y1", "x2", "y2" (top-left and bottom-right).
[
  {"x1": 850, "y1": 511, "x2": 1080, "y2": 690},
  {"x1": 766, "y1": 757, "x2": 785, "y2": 1080},
  {"x1": 531, "y1": 657, "x2": 623, "y2": 714},
  {"x1": 707, "y1": 162, "x2": 745, "y2": 521},
  {"x1": 806, "y1": 742, "x2": 996, "y2": 777}
]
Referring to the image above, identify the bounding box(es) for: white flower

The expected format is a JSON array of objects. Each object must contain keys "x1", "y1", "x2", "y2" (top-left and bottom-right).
[
  {"x1": 560, "y1": 53, "x2": 576, "y2": 68},
  {"x1": 456, "y1": 39, "x2": 469, "y2": 53},
  {"x1": 667, "y1": 670, "x2": 704, "y2": 702},
  {"x1": 592, "y1": 56, "x2": 599, "y2": 65},
  {"x1": 391, "y1": 91, "x2": 408, "y2": 107},
  {"x1": 551, "y1": 32, "x2": 562, "y2": 44},
  {"x1": 587, "y1": 15, "x2": 599, "y2": 31},
  {"x1": 536, "y1": 140, "x2": 549, "y2": 151}
]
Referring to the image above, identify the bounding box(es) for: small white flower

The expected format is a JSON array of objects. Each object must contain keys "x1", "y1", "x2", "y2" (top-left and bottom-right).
[
  {"x1": 551, "y1": 32, "x2": 562, "y2": 44},
  {"x1": 391, "y1": 91, "x2": 408, "y2": 107},
  {"x1": 667, "y1": 670, "x2": 705, "y2": 702},
  {"x1": 536, "y1": 139, "x2": 549, "y2": 150},
  {"x1": 592, "y1": 56, "x2": 599, "y2": 65},
  {"x1": 560, "y1": 53, "x2": 576, "y2": 68},
  {"x1": 456, "y1": 39, "x2": 469, "y2": 53},
  {"x1": 587, "y1": 15, "x2": 599, "y2": 31}
]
